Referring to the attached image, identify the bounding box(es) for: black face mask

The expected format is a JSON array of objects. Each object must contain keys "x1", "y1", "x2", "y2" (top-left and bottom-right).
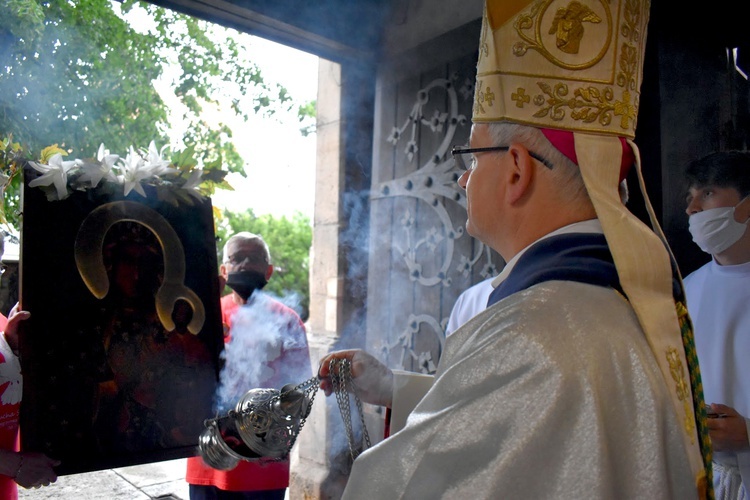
[{"x1": 225, "y1": 270, "x2": 267, "y2": 301}]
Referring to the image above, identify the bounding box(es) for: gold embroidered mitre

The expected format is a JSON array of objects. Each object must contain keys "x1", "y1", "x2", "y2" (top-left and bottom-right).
[
  {"x1": 473, "y1": 1, "x2": 711, "y2": 498},
  {"x1": 474, "y1": 0, "x2": 643, "y2": 137}
]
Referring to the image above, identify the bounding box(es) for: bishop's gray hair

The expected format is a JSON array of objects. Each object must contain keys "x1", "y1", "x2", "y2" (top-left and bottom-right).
[{"x1": 486, "y1": 122, "x2": 588, "y2": 204}]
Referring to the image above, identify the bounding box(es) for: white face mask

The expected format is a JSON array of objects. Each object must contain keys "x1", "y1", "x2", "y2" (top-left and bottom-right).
[{"x1": 689, "y1": 199, "x2": 749, "y2": 255}]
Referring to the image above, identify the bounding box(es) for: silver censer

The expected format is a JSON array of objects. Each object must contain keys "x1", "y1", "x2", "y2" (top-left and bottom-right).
[{"x1": 198, "y1": 378, "x2": 319, "y2": 470}]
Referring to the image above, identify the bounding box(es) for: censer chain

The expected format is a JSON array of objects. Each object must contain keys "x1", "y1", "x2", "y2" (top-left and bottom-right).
[{"x1": 330, "y1": 358, "x2": 371, "y2": 461}]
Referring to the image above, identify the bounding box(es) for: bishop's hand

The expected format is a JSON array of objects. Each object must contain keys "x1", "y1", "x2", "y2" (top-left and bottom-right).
[{"x1": 318, "y1": 349, "x2": 394, "y2": 408}]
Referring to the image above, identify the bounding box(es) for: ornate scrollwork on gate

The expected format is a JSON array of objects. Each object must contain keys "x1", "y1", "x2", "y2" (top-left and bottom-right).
[
  {"x1": 382, "y1": 313, "x2": 444, "y2": 374},
  {"x1": 374, "y1": 75, "x2": 499, "y2": 287},
  {"x1": 373, "y1": 75, "x2": 501, "y2": 373}
]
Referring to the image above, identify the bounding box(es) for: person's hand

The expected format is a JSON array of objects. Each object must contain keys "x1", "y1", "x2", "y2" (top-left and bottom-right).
[
  {"x1": 13, "y1": 451, "x2": 60, "y2": 490},
  {"x1": 706, "y1": 403, "x2": 750, "y2": 452},
  {"x1": 2, "y1": 303, "x2": 30, "y2": 353},
  {"x1": 318, "y1": 349, "x2": 394, "y2": 407}
]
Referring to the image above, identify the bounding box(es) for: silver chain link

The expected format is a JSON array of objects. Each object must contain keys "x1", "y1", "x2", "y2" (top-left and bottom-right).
[
  {"x1": 280, "y1": 375, "x2": 320, "y2": 455},
  {"x1": 329, "y1": 358, "x2": 371, "y2": 461}
]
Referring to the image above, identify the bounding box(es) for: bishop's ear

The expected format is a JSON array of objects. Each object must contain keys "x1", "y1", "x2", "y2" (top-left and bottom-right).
[{"x1": 505, "y1": 144, "x2": 536, "y2": 204}]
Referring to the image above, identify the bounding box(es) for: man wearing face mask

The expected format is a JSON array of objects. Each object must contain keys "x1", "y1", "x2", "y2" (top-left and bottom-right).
[
  {"x1": 186, "y1": 231, "x2": 311, "y2": 500},
  {"x1": 218, "y1": 232, "x2": 275, "y2": 337},
  {"x1": 684, "y1": 150, "x2": 750, "y2": 499}
]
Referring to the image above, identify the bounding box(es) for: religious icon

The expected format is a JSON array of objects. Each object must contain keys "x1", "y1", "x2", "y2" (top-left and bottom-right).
[{"x1": 18, "y1": 166, "x2": 224, "y2": 475}]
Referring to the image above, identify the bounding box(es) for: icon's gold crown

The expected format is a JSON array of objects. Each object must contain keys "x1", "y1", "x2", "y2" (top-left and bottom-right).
[{"x1": 473, "y1": 0, "x2": 648, "y2": 139}]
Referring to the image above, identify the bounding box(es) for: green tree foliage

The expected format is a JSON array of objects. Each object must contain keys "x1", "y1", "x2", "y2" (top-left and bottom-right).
[
  {"x1": 298, "y1": 99, "x2": 317, "y2": 137},
  {"x1": 0, "y1": 0, "x2": 313, "y2": 229},
  {"x1": 216, "y1": 209, "x2": 312, "y2": 320}
]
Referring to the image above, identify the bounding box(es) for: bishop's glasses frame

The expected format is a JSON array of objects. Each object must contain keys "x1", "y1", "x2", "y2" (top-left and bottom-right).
[{"x1": 451, "y1": 146, "x2": 554, "y2": 171}]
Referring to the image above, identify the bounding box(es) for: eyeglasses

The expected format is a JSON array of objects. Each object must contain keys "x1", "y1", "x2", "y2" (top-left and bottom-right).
[
  {"x1": 226, "y1": 253, "x2": 266, "y2": 267},
  {"x1": 451, "y1": 146, "x2": 554, "y2": 171}
]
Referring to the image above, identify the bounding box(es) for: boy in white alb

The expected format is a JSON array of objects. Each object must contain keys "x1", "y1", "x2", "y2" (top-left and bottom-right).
[{"x1": 684, "y1": 151, "x2": 750, "y2": 499}]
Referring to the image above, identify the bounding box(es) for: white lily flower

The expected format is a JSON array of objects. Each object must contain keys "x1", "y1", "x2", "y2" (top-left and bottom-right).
[
  {"x1": 143, "y1": 140, "x2": 175, "y2": 176},
  {"x1": 78, "y1": 143, "x2": 119, "y2": 187},
  {"x1": 182, "y1": 167, "x2": 205, "y2": 200},
  {"x1": 28, "y1": 153, "x2": 78, "y2": 200},
  {"x1": 118, "y1": 146, "x2": 156, "y2": 197}
]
